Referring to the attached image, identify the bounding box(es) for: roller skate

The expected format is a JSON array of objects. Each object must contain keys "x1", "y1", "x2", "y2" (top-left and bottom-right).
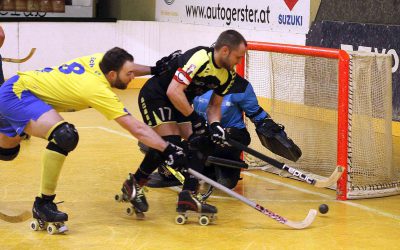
[
  {"x1": 175, "y1": 190, "x2": 217, "y2": 226},
  {"x1": 30, "y1": 195, "x2": 68, "y2": 235},
  {"x1": 115, "y1": 174, "x2": 148, "y2": 219}
]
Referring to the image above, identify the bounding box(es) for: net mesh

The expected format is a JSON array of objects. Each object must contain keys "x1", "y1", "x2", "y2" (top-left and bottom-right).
[{"x1": 244, "y1": 48, "x2": 399, "y2": 199}]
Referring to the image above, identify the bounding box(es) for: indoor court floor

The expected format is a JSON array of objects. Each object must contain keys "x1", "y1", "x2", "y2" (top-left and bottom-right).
[{"x1": 0, "y1": 89, "x2": 399, "y2": 249}]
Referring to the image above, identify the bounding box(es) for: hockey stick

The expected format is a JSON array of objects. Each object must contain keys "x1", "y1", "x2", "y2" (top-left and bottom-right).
[
  {"x1": 2, "y1": 48, "x2": 36, "y2": 63},
  {"x1": 227, "y1": 139, "x2": 344, "y2": 188},
  {"x1": 187, "y1": 168, "x2": 317, "y2": 229},
  {"x1": 205, "y1": 156, "x2": 248, "y2": 169},
  {"x1": 0, "y1": 210, "x2": 31, "y2": 223}
]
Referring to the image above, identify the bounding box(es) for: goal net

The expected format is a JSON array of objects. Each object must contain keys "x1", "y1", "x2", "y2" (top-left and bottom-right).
[{"x1": 238, "y1": 41, "x2": 399, "y2": 200}]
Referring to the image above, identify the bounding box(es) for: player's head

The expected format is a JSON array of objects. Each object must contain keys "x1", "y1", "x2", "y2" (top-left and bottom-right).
[
  {"x1": 100, "y1": 47, "x2": 135, "y2": 89},
  {"x1": 214, "y1": 30, "x2": 247, "y2": 71}
]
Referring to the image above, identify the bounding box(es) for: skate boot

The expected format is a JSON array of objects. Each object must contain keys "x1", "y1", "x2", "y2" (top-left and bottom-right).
[
  {"x1": 175, "y1": 190, "x2": 217, "y2": 226},
  {"x1": 30, "y1": 194, "x2": 68, "y2": 235},
  {"x1": 115, "y1": 173, "x2": 148, "y2": 219}
]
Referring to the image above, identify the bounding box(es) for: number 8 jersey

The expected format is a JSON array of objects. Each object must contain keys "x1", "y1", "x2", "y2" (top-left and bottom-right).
[{"x1": 13, "y1": 53, "x2": 128, "y2": 120}]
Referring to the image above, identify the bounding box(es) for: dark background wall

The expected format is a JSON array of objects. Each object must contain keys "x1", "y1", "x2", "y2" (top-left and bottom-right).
[
  {"x1": 97, "y1": 0, "x2": 155, "y2": 20},
  {"x1": 315, "y1": 0, "x2": 400, "y2": 25}
]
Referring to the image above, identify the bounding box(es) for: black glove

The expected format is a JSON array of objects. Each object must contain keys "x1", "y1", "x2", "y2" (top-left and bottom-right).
[
  {"x1": 209, "y1": 122, "x2": 227, "y2": 145},
  {"x1": 256, "y1": 118, "x2": 283, "y2": 133},
  {"x1": 162, "y1": 143, "x2": 187, "y2": 171},
  {"x1": 150, "y1": 50, "x2": 182, "y2": 76},
  {"x1": 187, "y1": 111, "x2": 207, "y2": 136}
]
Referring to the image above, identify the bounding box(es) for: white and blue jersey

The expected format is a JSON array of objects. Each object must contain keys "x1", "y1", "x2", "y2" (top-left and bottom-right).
[{"x1": 193, "y1": 75, "x2": 269, "y2": 129}]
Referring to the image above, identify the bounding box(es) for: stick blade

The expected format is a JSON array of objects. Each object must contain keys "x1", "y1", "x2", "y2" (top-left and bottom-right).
[
  {"x1": 314, "y1": 166, "x2": 344, "y2": 188},
  {"x1": 2, "y1": 48, "x2": 36, "y2": 63},
  {"x1": 0, "y1": 210, "x2": 31, "y2": 223},
  {"x1": 285, "y1": 209, "x2": 317, "y2": 229}
]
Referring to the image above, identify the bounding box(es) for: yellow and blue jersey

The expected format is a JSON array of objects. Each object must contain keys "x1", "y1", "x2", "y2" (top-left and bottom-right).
[
  {"x1": 14, "y1": 53, "x2": 128, "y2": 120},
  {"x1": 0, "y1": 53, "x2": 129, "y2": 137}
]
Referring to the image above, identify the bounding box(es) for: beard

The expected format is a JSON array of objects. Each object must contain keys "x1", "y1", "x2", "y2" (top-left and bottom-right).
[
  {"x1": 220, "y1": 56, "x2": 233, "y2": 71},
  {"x1": 113, "y1": 76, "x2": 127, "y2": 90}
]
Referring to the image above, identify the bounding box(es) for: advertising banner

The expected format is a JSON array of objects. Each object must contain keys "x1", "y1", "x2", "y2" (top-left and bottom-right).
[
  {"x1": 306, "y1": 21, "x2": 400, "y2": 121},
  {"x1": 156, "y1": 0, "x2": 310, "y2": 34}
]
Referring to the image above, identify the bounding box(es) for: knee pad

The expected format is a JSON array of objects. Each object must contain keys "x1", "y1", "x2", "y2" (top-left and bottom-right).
[
  {"x1": 0, "y1": 144, "x2": 20, "y2": 161},
  {"x1": 47, "y1": 122, "x2": 79, "y2": 155}
]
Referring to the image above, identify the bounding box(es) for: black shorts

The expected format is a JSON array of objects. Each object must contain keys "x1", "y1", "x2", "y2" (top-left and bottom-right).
[{"x1": 138, "y1": 77, "x2": 190, "y2": 127}]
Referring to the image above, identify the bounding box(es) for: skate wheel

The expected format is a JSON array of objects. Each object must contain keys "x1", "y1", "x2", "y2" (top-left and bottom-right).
[
  {"x1": 30, "y1": 220, "x2": 40, "y2": 231},
  {"x1": 175, "y1": 214, "x2": 186, "y2": 225},
  {"x1": 47, "y1": 224, "x2": 57, "y2": 235},
  {"x1": 199, "y1": 216, "x2": 209, "y2": 226},
  {"x1": 126, "y1": 207, "x2": 135, "y2": 216},
  {"x1": 115, "y1": 194, "x2": 123, "y2": 202},
  {"x1": 58, "y1": 224, "x2": 68, "y2": 233}
]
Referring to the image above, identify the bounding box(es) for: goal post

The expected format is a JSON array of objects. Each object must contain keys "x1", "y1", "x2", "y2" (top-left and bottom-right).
[{"x1": 237, "y1": 41, "x2": 398, "y2": 200}]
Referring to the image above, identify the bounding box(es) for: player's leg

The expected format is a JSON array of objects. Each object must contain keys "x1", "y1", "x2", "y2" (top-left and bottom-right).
[
  {"x1": 120, "y1": 82, "x2": 183, "y2": 212},
  {"x1": 0, "y1": 76, "x2": 77, "y2": 227},
  {"x1": 176, "y1": 121, "x2": 218, "y2": 214},
  {"x1": 212, "y1": 127, "x2": 251, "y2": 189},
  {"x1": 26, "y1": 110, "x2": 78, "y2": 226}
]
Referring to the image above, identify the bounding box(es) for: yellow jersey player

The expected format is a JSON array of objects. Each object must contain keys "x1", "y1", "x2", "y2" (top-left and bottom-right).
[
  {"x1": 120, "y1": 30, "x2": 247, "y2": 220},
  {"x1": 0, "y1": 47, "x2": 186, "y2": 234}
]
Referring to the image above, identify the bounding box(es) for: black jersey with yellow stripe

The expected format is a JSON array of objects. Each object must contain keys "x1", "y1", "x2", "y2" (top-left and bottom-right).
[{"x1": 155, "y1": 46, "x2": 236, "y2": 101}]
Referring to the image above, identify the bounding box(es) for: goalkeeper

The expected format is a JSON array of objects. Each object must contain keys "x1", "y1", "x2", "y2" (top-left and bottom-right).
[{"x1": 148, "y1": 75, "x2": 301, "y2": 189}]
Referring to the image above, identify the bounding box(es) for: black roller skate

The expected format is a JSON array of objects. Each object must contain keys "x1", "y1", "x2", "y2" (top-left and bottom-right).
[
  {"x1": 175, "y1": 190, "x2": 217, "y2": 226},
  {"x1": 115, "y1": 174, "x2": 148, "y2": 219},
  {"x1": 30, "y1": 195, "x2": 68, "y2": 235}
]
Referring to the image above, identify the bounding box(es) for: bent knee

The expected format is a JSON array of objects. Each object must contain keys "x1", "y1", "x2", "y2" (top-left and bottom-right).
[{"x1": 47, "y1": 122, "x2": 79, "y2": 155}]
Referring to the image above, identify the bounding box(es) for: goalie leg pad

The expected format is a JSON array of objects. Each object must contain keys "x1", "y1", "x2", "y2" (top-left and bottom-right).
[{"x1": 256, "y1": 120, "x2": 302, "y2": 162}]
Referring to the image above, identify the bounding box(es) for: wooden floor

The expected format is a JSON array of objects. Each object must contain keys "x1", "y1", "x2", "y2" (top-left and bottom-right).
[{"x1": 1, "y1": 89, "x2": 399, "y2": 249}]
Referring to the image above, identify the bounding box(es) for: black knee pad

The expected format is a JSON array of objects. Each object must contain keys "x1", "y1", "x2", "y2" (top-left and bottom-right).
[
  {"x1": 47, "y1": 122, "x2": 79, "y2": 155},
  {"x1": 0, "y1": 144, "x2": 20, "y2": 161}
]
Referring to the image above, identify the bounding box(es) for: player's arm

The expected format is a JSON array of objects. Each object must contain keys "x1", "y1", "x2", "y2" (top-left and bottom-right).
[
  {"x1": 0, "y1": 26, "x2": 5, "y2": 48},
  {"x1": 239, "y1": 83, "x2": 269, "y2": 124},
  {"x1": 206, "y1": 92, "x2": 223, "y2": 123},
  {"x1": 133, "y1": 63, "x2": 151, "y2": 77},
  {"x1": 115, "y1": 115, "x2": 168, "y2": 151},
  {"x1": 166, "y1": 79, "x2": 192, "y2": 116}
]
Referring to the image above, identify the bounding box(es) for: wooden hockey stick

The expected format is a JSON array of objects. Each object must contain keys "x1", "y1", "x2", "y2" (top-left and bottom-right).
[
  {"x1": 227, "y1": 139, "x2": 344, "y2": 188},
  {"x1": 187, "y1": 168, "x2": 317, "y2": 229},
  {"x1": 2, "y1": 48, "x2": 36, "y2": 63},
  {"x1": 0, "y1": 210, "x2": 31, "y2": 223}
]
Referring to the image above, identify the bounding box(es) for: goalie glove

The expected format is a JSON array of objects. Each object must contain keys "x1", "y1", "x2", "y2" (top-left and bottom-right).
[
  {"x1": 255, "y1": 118, "x2": 302, "y2": 162},
  {"x1": 150, "y1": 50, "x2": 182, "y2": 76}
]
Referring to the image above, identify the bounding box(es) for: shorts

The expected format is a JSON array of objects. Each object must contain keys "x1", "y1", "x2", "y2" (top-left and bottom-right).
[
  {"x1": 138, "y1": 77, "x2": 189, "y2": 127},
  {"x1": 0, "y1": 75, "x2": 52, "y2": 137}
]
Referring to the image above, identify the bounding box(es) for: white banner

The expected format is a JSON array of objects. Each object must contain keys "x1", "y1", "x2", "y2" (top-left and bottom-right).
[{"x1": 156, "y1": 0, "x2": 310, "y2": 34}]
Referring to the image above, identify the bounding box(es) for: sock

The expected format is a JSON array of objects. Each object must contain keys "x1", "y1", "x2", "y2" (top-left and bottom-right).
[{"x1": 39, "y1": 148, "x2": 66, "y2": 197}]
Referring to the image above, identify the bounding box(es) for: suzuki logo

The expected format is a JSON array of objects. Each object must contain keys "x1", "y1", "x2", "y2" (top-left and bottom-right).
[{"x1": 284, "y1": 0, "x2": 299, "y2": 11}]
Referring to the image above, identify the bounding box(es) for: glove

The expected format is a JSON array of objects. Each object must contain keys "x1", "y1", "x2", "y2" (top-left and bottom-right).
[
  {"x1": 256, "y1": 118, "x2": 283, "y2": 133},
  {"x1": 187, "y1": 111, "x2": 208, "y2": 136},
  {"x1": 150, "y1": 50, "x2": 182, "y2": 76},
  {"x1": 161, "y1": 143, "x2": 187, "y2": 171},
  {"x1": 209, "y1": 122, "x2": 227, "y2": 145}
]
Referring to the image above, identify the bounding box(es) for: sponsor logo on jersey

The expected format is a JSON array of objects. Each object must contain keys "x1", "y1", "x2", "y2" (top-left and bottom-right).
[{"x1": 186, "y1": 64, "x2": 197, "y2": 75}]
